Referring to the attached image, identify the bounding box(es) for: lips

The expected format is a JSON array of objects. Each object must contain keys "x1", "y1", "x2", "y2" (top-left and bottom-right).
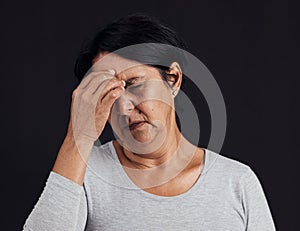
[
  {"x1": 129, "y1": 121, "x2": 146, "y2": 130},
  {"x1": 121, "y1": 120, "x2": 147, "y2": 131}
]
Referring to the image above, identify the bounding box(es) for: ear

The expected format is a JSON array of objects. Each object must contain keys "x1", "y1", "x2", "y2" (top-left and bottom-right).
[{"x1": 165, "y1": 62, "x2": 182, "y2": 92}]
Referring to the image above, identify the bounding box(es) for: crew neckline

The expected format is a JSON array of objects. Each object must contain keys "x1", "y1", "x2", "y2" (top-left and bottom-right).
[{"x1": 107, "y1": 140, "x2": 214, "y2": 201}]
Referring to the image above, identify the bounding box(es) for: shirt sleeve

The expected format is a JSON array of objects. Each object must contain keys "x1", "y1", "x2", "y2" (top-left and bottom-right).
[
  {"x1": 241, "y1": 167, "x2": 276, "y2": 231},
  {"x1": 22, "y1": 171, "x2": 88, "y2": 231}
]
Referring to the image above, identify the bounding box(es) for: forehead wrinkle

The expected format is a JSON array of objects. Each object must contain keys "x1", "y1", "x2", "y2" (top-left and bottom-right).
[
  {"x1": 92, "y1": 52, "x2": 143, "y2": 75},
  {"x1": 116, "y1": 65, "x2": 147, "y2": 80}
]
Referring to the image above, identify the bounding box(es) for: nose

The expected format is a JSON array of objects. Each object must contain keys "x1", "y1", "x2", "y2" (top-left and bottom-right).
[{"x1": 114, "y1": 91, "x2": 135, "y2": 116}]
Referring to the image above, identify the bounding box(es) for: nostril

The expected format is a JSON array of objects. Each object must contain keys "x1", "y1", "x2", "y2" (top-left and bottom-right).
[{"x1": 115, "y1": 98, "x2": 135, "y2": 116}]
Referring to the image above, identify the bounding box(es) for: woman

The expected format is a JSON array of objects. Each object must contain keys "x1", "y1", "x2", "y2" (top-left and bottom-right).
[{"x1": 23, "y1": 14, "x2": 275, "y2": 230}]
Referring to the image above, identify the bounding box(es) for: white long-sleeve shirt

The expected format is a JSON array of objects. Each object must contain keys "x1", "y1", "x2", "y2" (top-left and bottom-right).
[{"x1": 23, "y1": 141, "x2": 276, "y2": 230}]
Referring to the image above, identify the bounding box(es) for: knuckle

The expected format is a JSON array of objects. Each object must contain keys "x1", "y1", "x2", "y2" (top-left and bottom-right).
[
  {"x1": 72, "y1": 88, "x2": 78, "y2": 97},
  {"x1": 110, "y1": 89, "x2": 119, "y2": 98},
  {"x1": 105, "y1": 89, "x2": 119, "y2": 101},
  {"x1": 112, "y1": 87, "x2": 123, "y2": 97},
  {"x1": 110, "y1": 79, "x2": 123, "y2": 87}
]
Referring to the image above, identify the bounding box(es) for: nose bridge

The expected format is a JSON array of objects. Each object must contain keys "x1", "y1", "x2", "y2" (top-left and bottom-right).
[{"x1": 115, "y1": 91, "x2": 135, "y2": 116}]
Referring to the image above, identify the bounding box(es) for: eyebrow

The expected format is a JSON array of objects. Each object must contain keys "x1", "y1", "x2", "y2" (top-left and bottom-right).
[{"x1": 125, "y1": 76, "x2": 145, "y2": 85}]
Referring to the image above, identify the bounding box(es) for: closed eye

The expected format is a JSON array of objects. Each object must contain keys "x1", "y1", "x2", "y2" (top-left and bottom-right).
[
  {"x1": 127, "y1": 83, "x2": 143, "y2": 89},
  {"x1": 125, "y1": 77, "x2": 144, "y2": 89}
]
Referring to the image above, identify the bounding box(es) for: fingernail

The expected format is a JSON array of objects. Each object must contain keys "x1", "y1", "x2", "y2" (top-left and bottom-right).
[{"x1": 121, "y1": 80, "x2": 126, "y2": 87}]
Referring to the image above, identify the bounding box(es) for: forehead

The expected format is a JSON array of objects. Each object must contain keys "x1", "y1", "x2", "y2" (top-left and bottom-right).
[{"x1": 92, "y1": 52, "x2": 161, "y2": 80}]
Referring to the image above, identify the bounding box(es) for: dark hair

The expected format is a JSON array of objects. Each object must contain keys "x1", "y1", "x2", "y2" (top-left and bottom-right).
[{"x1": 74, "y1": 13, "x2": 188, "y2": 82}]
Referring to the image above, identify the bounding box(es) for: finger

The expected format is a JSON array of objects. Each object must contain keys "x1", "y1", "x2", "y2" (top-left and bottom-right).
[
  {"x1": 101, "y1": 85, "x2": 125, "y2": 107},
  {"x1": 79, "y1": 69, "x2": 115, "y2": 89},
  {"x1": 83, "y1": 78, "x2": 111, "y2": 96},
  {"x1": 94, "y1": 78, "x2": 125, "y2": 98},
  {"x1": 78, "y1": 73, "x2": 116, "y2": 99},
  {"x1": 80, "y1": 72, "x2": 113, "y2": 90}
]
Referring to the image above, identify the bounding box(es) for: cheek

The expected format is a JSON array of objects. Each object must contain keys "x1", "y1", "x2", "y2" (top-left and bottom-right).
[
  {"x1": 136, "y1": 84, "x2": 173, "y2": 109},
  {"x1": 139, "y1": 101, "x2": 171, "y2": 121}
]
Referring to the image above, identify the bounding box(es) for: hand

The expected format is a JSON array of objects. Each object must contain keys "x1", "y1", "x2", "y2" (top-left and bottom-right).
[{"x1": 69, "y1": 69, "x2": 125, "y2": 145}]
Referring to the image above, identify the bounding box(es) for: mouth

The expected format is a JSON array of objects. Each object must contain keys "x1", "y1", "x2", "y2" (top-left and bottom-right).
[
  {"x1": 129, "y1": 121, "x2": 147, "y2": 131},
  {"x1": 122, "y1": 121, "x2": 148, "y2": 131}
]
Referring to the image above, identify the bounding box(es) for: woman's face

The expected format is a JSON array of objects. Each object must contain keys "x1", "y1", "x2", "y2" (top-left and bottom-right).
[
  {"x1": 112, "y1": 65, "x2": 173, "y2": 141},
  {"x1": 93, "y1": 53, "x2": 180, "y2": 153}
]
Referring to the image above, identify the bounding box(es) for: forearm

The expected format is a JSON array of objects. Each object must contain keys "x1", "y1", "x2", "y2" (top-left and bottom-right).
[
  {"x1": 23, "y1": 172, "x2": 87, "y2": 231},
  {"x1": 23, "y1": 122, "x2": 91, "y2": 230},
  {"x1": 52, "y1": 122, "x2": 94, "y2": 186}
]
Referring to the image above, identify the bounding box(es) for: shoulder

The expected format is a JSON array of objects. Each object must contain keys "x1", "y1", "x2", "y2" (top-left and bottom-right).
[
  {"x1": 204, "y1": 148, "x2": 252, "y2": 177},
  {"x1": 203, "y1": 149, "x2": 262, "y2": 193},
  {"x1": 203, "y1": 149, "x2": 264, "y2": 202}
]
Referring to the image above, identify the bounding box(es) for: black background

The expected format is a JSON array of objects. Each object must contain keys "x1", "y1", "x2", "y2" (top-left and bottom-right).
[{"x1": 0, "y1": 0, "x2": 296, "y2": 230}]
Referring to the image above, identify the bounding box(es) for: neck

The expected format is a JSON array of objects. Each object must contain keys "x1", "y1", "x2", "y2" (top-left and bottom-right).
[{"x1": 113, "y1": 125, "x2": 201, "y2": 189}]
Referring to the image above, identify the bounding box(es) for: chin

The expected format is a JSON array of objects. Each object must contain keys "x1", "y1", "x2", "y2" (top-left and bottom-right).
[
  {"x1": 131, "y1": 131, "x2": 153, "y2": 143},
  {"x1": 117, "y1": 129, "x2": 166, "y2": 154}
]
